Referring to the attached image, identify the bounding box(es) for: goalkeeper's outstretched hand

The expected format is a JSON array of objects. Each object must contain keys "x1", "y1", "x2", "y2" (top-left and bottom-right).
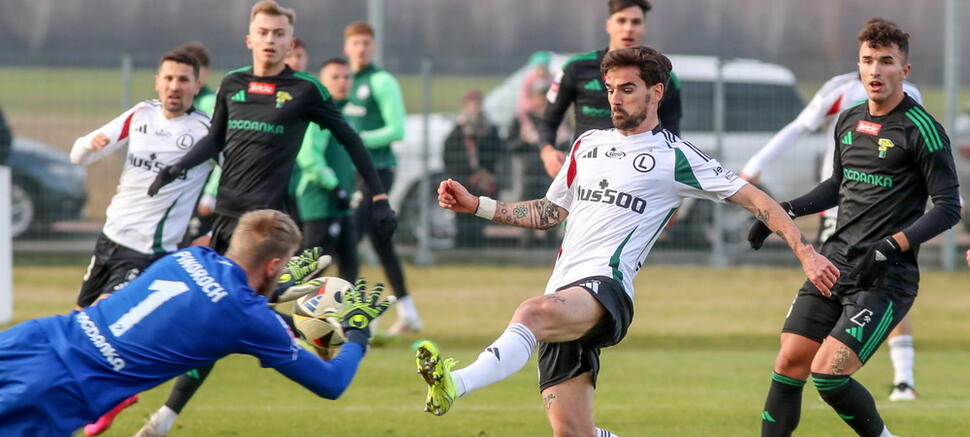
[
  {"x1": 272, "y1": 248, "x2": 332, "y2": 303},
  {"x1": 328, "y1": 278, "x2": 396, "y2": 346}
]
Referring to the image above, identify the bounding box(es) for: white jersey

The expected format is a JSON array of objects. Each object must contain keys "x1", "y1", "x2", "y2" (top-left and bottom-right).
[
  {"x1": 545, "y1": 128, "x2": 747, "y2": 298},
  {"x1": 743, "y1": 73, "x2": 922, "y2": 181},
  {"x1": 71, "y1": 100, "x2": 214, "y2": 255}
]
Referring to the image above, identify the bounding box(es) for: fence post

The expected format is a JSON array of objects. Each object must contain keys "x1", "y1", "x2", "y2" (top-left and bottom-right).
[
  {"x1": 414, "y1": 56, "x2": 434, "y2": 265},
  {"x1": 942, "y1": 0, "x2": 961, "y2": 271},
  {"x1": 121, "y1": 52, "x2": 133, "y2": 111},
  {"x1": 0, "y1": 166, "x2": 12, "y2": 324},
  {"x1": 710, "y1": 57, "x2": 728, "y2": 267}
]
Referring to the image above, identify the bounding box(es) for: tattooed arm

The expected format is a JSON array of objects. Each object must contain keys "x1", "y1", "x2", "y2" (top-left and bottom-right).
[
  {"x1": 437, "y1": 178, "x2": 568, "y2": 230},
  {"x1": 492, "y1": 198, "x2": 568, "y2": 230},
  {"x1": 728, "y1": 184, "x2": 840, "y2": 295}
]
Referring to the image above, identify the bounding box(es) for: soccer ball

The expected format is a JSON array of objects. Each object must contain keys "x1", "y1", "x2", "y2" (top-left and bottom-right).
[{"x1": 292, "y1": 277, "x2": 352, "y2": 348}]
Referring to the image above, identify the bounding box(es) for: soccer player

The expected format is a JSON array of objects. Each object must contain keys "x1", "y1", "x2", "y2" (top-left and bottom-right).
[
  {"x1": 749, "y1": 19, "x2": 961, "y2": 437},
  {"x1": 294, "y1": 57, "x2": 360, "y2": 281},
  {"x1": 342, "y1": 21, "x2": 421, "y2": 334},
  {"x1": 285, "y1": 37, "x2": 309, "y2": 72},
  {"x1": 69, "y1": 50, "x2": 213, "y2": 310},
  {"x1": 142, "y1": 1, "x2": 395, "y2": 433},
  {"x1": 420, "y1": 46, "x2": 839, "y2": 437},
  {"x1": 740, "y1": 59, "x2": 924, "y2": 404},
  {"x1": 0, "y1": 210, "x2": 392, "y2": 437},
  {"x1": 537, "y1": 0, "x2": 682, "y2": 178}
]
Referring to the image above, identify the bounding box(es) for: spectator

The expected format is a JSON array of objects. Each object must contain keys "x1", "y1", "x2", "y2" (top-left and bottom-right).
[
  {"x1": 443, "y1": 89, "x2": 503, "y2": 246},
  {"x1": 515, "y1": 51, "x2": 552, "y2": 145}
]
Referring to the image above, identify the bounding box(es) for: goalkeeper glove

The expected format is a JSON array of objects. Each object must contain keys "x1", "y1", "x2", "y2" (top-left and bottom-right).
[
  {"x1": 272, "y1": 248, "x2": 332, "y2": 303},
  {"x1": 747, "y1": 201, "x2": 795, "y2": 250},
  {"x1": 849, "y1": 237, "x2": 900, "y2": 288},
  {"x1": 147, "y1": 164, "x2": 185, "y2": 196},
  {"x1": 327, "y1": 278, "x2": 396, "y2": 346}
]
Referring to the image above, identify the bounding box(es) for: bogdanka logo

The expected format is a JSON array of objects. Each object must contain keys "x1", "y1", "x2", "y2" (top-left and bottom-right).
[
  {"x1": 843, "y1": 168, "x2": 893, "y2": 187},
  {"x1": 855, "y1": 120, "x2": 882, "y2": 136},
  {"x1": 228, "y1": 119, "x2": 285, "y2": 135},
  {"x1": 248, "y1": 82, "x2": 276, "y2": 95}
]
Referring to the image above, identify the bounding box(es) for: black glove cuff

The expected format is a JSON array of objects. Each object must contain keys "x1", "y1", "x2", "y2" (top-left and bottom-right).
[{"x1": 345, "y1": 328, "x2": 370, "y2": 347}]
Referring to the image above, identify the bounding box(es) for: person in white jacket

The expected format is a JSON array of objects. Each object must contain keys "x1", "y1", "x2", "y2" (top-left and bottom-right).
[{"x1": 740, "y1": 71, "x2": 922, "y2": 402}]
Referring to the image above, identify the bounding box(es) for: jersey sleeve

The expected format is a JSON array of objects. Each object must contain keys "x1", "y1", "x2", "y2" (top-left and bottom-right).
[
  {"x1": 295, "y1": 125, "x2": 338, "y2": 195},
  {"x1": 238, "y1": 308, "x2": 301, "y2": 368},
  {"x1": 359, "y1": 71, "x2": 406, "y2": 149},
  {"x1": 70, "y1": 103, "x2": 145, "y2": 166},
  {"x1": 901, "y1": 111, "x2": 962, "y2": 245},
  {"x1": 793, "y1": 75, "x2": 850, "y2": 132},
  {"x1": 674, "y1": 143, "x2": 747, "y2": 202},
  {"x1": 175, "y1": 80, "x2": 230, "y2": 170},
  {"x1": 538, "y1": 64, "x2": 578, "y2": 148}
]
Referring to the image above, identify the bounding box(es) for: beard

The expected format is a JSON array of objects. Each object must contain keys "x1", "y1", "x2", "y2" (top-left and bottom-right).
[{"x1": 611, "y1": 106, "x2": 648, "y2": 131}]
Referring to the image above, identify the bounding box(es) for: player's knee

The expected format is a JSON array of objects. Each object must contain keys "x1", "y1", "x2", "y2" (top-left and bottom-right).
[
  {"x1": 773, "y1": 346, "x2": 813, "y2": 377},
  {"x1": 512, "y1": 296, "x2": 560, "y2": 331},
  {"x1": 549, "y1": 419, "x2": 596, "y2": 437}
]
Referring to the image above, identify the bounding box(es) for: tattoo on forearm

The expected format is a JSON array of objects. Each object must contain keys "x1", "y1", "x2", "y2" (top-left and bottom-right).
[
  {"x1": 756, "y1": 209, "x2": 770, "y2": 224},
  {"x1": 544, "y1": 294, "x2": 567, "y2": 304},
  {"x1": 493, "y1": 198, "x2": 565, "y2": 230},
  {"x1": 830, "y1": 345, "x2": 851, "y2": 374},
  {"x1": 543, "y1": 393, "x2": 557, "y2": 410}
]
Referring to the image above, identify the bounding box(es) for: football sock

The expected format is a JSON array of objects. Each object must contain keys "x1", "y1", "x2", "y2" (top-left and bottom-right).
[
  {"x1": 887, "y1": 335, "x2": 914, "y2": 386},
  {"x1": 813, "y1": 373, "x2": 885, "y2": 437},
  {"x1": 595, "y1": 427, "x2": 620, "y2": 436},
  {"x1": 396, "y1": 295, "x2": 419, "y2": 322},
  {"x1": 165, "y1": 362, "x2": 215, "y2": 413},
  {"x1": 761, "y1": 371, "x2": 805, "y2": 437},
  {"x1": 452, "y1": 323, "x2": 537, "y2": 397},
  {"x1": 150, "y1": 405, "x2": 178, "y2": 433},
  {"x1": 879, "y1": 425, "x2": 896, "y2": 437}
]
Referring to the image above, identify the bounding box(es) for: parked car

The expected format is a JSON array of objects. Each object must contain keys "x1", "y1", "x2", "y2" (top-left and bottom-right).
[
  {"x1": 390, "y1": 54, "x2": 827, "y2": 248},
  {"x1": 5, "y1": 136, "x2": 87, "y2": 238}
]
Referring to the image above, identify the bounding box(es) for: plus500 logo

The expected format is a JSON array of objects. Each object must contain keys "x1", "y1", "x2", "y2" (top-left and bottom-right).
[{"x1": 577, "y1": 185, "x2": 647, "y2": 214}]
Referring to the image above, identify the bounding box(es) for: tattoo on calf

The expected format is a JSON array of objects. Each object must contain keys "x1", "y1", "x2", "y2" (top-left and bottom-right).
[
  {"x1": 544, "y1": 294, "x2": 567, "y2": 304},
  {"x1": 543, "y1": 393, "x2": 557, "y2": 410}
]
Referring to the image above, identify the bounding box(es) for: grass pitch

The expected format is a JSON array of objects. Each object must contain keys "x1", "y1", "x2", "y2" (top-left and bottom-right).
[{"x1": 10, "y1": 263, "x2": 970, "y2": 436}]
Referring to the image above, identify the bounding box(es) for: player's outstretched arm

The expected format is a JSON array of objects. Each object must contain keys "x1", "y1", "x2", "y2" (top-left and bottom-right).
[
  {"x1": 729, "y1": 184, "x2": 840, "y2": 295},
  {"x1": 437, "y1": 179, "x2": 567, "y2": 230}
]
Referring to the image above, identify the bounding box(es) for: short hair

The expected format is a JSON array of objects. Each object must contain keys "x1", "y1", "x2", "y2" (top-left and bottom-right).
[
  {"x1": 320, "y1": 57, "x2": 349, "y2": 70},
  {"x1": 158, "y1": 50, "x2": 200, "y2": 79},
  {"x1": 292, "y1": 37, "x2": 306, "y2": 50},
  {"x1": 226, "y1": 210, "x2": 301, "y2": 269},
  {"x1": 857, "y1": 18, "x2": 909, "y2": 59},
  {"x1": 608, "y1": 0, "x2": 651, "y2": 15},
  {"x1": 178, "y1": 42, "x2": 210, "y2": 68},
  {"x1": 344, "y1": 21, "x2": 375, "y2": 39},
  {"x1": 251, "y1": 0, "x2": 295, "y2": 25},
  {"x1": 600, "y1": 45, "x2": 671, "y2": 89}
]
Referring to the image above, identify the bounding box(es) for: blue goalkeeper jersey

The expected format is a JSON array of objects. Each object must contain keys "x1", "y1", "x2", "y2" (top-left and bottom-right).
[{"x1": 35, "y1": 246, "x2": 300, "y2": 415}]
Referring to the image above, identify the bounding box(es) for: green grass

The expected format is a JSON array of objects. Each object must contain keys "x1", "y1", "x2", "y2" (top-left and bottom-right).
[{"x1": 9, "y1": 264, "x2": 970, "y2": 436}]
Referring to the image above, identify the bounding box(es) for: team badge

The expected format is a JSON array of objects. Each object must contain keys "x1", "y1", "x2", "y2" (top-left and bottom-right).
[
  {"x1": 176, "y1": 133, "x2": 194, "y2": 150},
  {"x1": 248, "y1": 81, "x2": 276, "y2": 95},
  {"x1": 632, "y1": 153, "x2": 655, "y2": 173},
  {"x1": 877, "y1": 138, "x2": 895, "y2": 159},
  {"x1": 855, "y1": 120, "x2": 882, "y2": 136},
  {"x1": 275, "y1": 91, "x2": 293, "y2": 109}
]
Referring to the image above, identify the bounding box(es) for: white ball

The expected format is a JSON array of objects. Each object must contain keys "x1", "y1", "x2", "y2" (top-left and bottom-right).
[{"x1": 292, "y1": 277, "x2": 352, "y2": 348}]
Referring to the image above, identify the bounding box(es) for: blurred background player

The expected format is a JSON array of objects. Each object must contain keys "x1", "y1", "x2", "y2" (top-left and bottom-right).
[
  {"x1": 740, "y1": 38, "x2": 924, "y2": 406},
  {"x1": 142, "y1": 2, "x2": 394, "y2": 433},
  {"x1": 294, "y1": 57, "x2": 360, "y2": 281},
  {"x1": 421, "y1": 46, "x2": 838, "y2": 437},
  {"x1": 537, "y1": 0, "x2": 682, "y2": 178},
  {"x1": 0, "y1": 210, "x2": 392, "y2": 437},
  {"x1": 67, "y1": 50, "x2": 214, "y2": 434},
  {"x1": 443, "y1": 89, "x2": 502, "y2": 246},
  {"x1": 342, "y1": 21, "x2": 420, "y2": 334},
  {"x1": 750, "y1": 18, "x2": 960, "y2": 437}
]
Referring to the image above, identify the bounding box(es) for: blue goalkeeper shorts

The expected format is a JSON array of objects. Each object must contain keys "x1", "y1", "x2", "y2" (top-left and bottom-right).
[{"x1": 0, "y1": 320, "x2": 94, "y2": 436}]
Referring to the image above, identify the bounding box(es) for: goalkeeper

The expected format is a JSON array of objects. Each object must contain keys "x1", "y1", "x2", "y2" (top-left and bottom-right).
[{"x1": 0, "y1": 210, "x2": 392, "y2": 436}]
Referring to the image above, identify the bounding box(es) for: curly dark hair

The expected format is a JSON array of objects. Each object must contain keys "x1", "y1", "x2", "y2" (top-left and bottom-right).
[
  {"x1": 857, "y1": 18, "x2": 909, "y2": 59},
  {"x1": 600, "y1": 45, "x2": 671, "y2": 89}
]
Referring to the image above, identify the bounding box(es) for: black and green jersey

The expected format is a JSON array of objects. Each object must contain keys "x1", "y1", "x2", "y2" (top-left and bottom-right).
[
  {"x1": 175, "y1": 65, "x2": 383, "y2": 218},
  {"x1": 344, "y1": 64, "x2": 406, "y2": 169},
  {"x1": 824, "y1": 95, "x2": 960, "y2": 291},
  {"x1": 539, "y1": 48, "x2": 683, "y2": 148}
]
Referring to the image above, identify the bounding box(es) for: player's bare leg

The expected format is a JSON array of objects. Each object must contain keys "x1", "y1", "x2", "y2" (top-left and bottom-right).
[
  {"x1": 762, "y1": 333, "x2": 821, "y2": 436},
  {"x1": 886, "y1": 315, "x2": 916, "y2": 401},
  {"x1": 542, "y1": 373, "x2": 619, "y2": 437}
]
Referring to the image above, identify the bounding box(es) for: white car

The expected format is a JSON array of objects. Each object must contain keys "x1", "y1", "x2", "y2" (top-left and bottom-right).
[{"x1": 390, "y1": 54, "x2": 826, "y2": 248}]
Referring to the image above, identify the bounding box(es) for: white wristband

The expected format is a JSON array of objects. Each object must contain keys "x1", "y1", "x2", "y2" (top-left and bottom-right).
[{"x1": 474, "y1": 196, "x2": 497, "y2": 220}]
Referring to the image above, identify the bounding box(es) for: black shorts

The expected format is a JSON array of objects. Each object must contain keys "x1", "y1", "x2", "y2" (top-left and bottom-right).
[
  {"x1": 210, "y1": 214, "x2": 239, "y2": 254},
  {"x1": 537, "y1": 276, "x2": 634, "y2": 392},
  {"x1": 782, "y1": 281, "x2": 915, "y2": 363},
  {"x1": 76, "y1": 234, "x2": 162, "y2": 307}
]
